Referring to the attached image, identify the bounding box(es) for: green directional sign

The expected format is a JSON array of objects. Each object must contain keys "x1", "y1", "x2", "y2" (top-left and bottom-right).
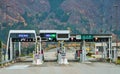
[{"x1": 81, "y1": 34, "x2": 93, "y2": 39}]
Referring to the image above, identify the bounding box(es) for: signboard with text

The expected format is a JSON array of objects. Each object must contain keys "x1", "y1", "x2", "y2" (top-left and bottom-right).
[{"x1": 81, "y1": 34, "x2": 93, "y2": 39}]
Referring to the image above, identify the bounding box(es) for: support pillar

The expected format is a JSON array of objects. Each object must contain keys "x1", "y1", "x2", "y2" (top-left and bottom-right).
[
  {"x1": 18, "y1": 42, "x2": 21, "y2": 56},
  {"x1": 10, "y1": 38, "x2": 13, "y2": 60},
  {"x1": 80, "y1": 40, "x2": 86, "y2": 62},
  {"x1": 103, "y1": 42, "x2": 107, "y2": 59},
  {"x1": 113, "y1": 48, "x2": 117, "y2": 62},
  {"x1": 108, "y1": 37, "x2": 112, "y2": 62}
]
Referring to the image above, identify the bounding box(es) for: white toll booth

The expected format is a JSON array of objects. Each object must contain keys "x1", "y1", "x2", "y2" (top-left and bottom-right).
[
  {"x1": 6, "y1": 30, "x2": 39, "y2": 64},
  {"x1": 56, "y1": 30, "x2": 70, "y2": 64}
]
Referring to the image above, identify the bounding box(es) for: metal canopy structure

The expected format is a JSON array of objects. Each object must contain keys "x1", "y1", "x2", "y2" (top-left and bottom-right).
[
  {"x1": 67, "y1": 34, "x2": 112, "y2": 62},
  {"x1": 38, "y1": 32, "x2": 113, "y2": 42},
  {"x1": 39, "y1": 30, "x2": 113, "y2": 63},
  {"x1": 4, "y1": 30, "x2": 114, "y2": 64},
  {"x1": 39, "y1": 30, "x2": 70, "y2": 41},
  {"x1": 39, "y1": 30, "x2": 70, "y2": 64},
  {"x1": 69, "y1": 34, "x2": 112, "y2": 42},
  {"x1": 6, "y1": 30, "x2": 37, "y2": 61}
]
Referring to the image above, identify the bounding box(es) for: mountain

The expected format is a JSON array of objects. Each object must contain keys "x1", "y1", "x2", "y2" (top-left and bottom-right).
[{"x1": 0, "y1": 0, "x2": 120, "y2": 43}]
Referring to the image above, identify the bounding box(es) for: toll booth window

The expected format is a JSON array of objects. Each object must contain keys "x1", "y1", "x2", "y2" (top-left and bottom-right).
[{"x1": 57, "y1": 34, "x2": 68, "y2": 38}]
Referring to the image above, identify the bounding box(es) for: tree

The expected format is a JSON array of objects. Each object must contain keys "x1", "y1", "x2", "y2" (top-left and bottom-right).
[
  {"x1": 0, "y1": 40, "x2": 1, "y2": 48},
  {"x1": 0, "y1": 40, "x2": 2, "y2": 63}
]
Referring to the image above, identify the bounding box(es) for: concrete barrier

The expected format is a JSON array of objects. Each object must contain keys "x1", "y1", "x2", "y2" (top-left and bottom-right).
[
  {"x1": 33, "y1": 53, "x2": 43, "y2": 65},
  {"x1": 58, "y1": 53, "x2": 69, "y2": 64}
]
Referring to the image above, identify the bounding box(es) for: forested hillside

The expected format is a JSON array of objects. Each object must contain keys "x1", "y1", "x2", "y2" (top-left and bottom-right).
[{"x1": 0, "y1": 0, "x2": 120, "y2": 43}]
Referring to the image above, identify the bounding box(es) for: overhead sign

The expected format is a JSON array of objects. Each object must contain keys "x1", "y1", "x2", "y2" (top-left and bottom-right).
[
  {"x1": 45, "y1": 33, "x2": 56, "y2": 38},
  {"x1": 40, "y1": 33, "x2": 56, "y2": 38},
  {"x1": 57, "y1": 34, "x2": 68, "y2": 38},
  {"x1": 39, "y1": 30, "x2": 70, "y2": 41},
  {"x1": 76, "y1": 35, "x2": 81, "y2": 39},
  {"x1": 56, "y1": 30, "x2": 70, "y2": 40},
  {"x1": 81, "y1": 34, "x2": 93, "y2": 39},
  {"x1": 18, "y1": 34, "x2": 28, "y2": 38},
  {"x1": 12, "y1": 38, "x2": 35, "y2": 42}
]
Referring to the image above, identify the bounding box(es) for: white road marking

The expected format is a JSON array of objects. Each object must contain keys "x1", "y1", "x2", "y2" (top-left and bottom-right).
[{"x1": 5, "y1": 65, "x2": 29, "y2": 69}]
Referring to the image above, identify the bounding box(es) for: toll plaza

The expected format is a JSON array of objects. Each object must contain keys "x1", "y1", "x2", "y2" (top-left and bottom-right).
[
  {"x1": 38, "y1": 30, "x2": 113, "y2": 64},
  {"x1": 3, "y1": 30, "x2": 115, "y2": 66}
]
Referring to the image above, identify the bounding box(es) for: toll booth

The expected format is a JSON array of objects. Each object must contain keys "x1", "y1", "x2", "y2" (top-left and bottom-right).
[
  {"x1": 68, "y1": 34, "x2": 112, "y2": 62},
  {"x1": 39, "y1": 30, "x2": 70, "y2": 64},
  {"x1": 6, "y1": 30, "x2": 37, "y2": 63}
]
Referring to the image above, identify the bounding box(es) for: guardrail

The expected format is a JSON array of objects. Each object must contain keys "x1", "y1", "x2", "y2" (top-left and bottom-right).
[{"x1": 0, "y1": 60, "x2": 16, "y2": 68}]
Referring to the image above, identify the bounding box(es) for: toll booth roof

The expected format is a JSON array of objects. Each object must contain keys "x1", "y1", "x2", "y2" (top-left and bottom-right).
[
  {"x1": 39, "y1": 30, "x2": 70, "y2": 33},
  {"x1": 9, "y1": 30, "x2": 36, "y2": 33},
  {"x1": 93, "y1": 34, "x2": 112, "y2": 38},
  {"x1": 9, "y1": 30, "x2": 36, "y2": 38},
  {"x1": 39, "y1": 30, "x2": 57, "y2": 33},
  {"x1": 71, "y1": 34, "x2": 112, "y2": 36},
  {"x1": 71, "y1": 34, "x2": 112, "y2": 38}
]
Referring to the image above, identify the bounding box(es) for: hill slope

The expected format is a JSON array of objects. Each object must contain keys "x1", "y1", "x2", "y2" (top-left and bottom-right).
[{"x1": 0, "y1": 0, "x2": 120, "y2": 42}]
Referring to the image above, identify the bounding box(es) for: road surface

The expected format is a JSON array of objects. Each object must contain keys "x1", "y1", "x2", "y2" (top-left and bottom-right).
[
  {"x1": 44, "y1": 47, "x2": 76, "y2": 61},
  {"x1": 0, "y1": 62, "x2": 120, "y2": 74},
  {"x1": 1, "y1": 47, "x2": 120, "y2": 74}
]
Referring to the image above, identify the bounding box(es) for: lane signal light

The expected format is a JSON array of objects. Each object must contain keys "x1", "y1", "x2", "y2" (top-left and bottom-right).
[
  {"x1": 71, "y1": 37, "x2": 74, "y2": 41},
  {"x1": 48, "y1": 38, "x2": 52, "y2": 40},
  {"x1": 46, "y1": 34, "x2": 50, "y2": 37},
  {"x1": 95, "y1": 37, "x2": 98, "y2": 41},
  {"x1": 69, "y1": 37, "x2": 76, "y2": 42},
  {"x1": 51, "y1": 34, "x2": 56, "y2": 37},
  {"x1": 45, "y1": 34, "x2": 56, "y2": 38}
]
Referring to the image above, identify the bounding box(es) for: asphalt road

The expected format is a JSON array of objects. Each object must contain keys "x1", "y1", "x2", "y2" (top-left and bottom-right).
[
  {"x1": 0, "y1": 47, "x2": 120, "y2": 74},
  {"x1": 44, "y1": 47, "x2": 76, "y2": 61},
  {"x1": 0, "y1": 62, "x2": 120, "y2": 74}
]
